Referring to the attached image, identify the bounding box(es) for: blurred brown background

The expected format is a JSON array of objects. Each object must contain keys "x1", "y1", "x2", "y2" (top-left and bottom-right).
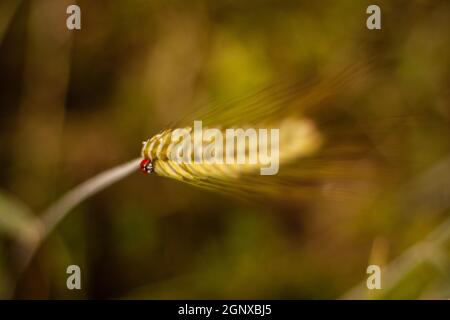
[{"x1": 0, "y1": 0, "x2": 449, "y2": 299}]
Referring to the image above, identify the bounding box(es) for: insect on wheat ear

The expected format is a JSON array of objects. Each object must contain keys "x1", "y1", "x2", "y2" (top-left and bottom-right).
[{"x1": 140, "y1": 158, "x2": 154, "y2": 174}]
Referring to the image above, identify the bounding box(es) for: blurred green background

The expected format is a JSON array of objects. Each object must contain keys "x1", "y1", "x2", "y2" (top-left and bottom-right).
[{"x1": 0, "y1": 0, "x2": 449, "y2": 299}]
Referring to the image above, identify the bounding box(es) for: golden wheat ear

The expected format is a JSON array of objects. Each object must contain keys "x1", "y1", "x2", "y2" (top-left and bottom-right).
[
  {"x1": 141, "y1": 62, "x2": 381, "y2": 200},
  {"x1": 13, "y1": 63, "x2": 379, "y2": 282}
]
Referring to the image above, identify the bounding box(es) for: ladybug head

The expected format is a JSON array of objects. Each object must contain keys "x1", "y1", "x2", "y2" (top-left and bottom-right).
[{"x1": 140, "y1": 159, "x2": 154, "y2": 174}]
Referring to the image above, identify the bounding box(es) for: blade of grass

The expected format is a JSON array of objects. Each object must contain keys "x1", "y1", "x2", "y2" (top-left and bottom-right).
[
  {"x1": 0, "y1": 190, "x2": 42, "y2": 244},
  {"x1": 0, "y1": 0, "x2": 22, "y2": 45},
  {"x1": 341, "y1": 216, "x2": 450, "y2": 299},
  {"x1": 341, "y1": 155, "x2": 450, "y2": 299}
]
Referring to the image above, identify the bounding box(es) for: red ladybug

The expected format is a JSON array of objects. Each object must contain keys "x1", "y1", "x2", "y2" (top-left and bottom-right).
[{"x1": 140, "y1": 159, "x2": 154, "y2": 174}]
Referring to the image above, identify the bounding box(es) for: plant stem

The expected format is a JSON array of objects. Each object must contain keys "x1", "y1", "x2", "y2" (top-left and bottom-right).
[{"x1": 15, "y1": 158, "x2": 141, "y2": 285}]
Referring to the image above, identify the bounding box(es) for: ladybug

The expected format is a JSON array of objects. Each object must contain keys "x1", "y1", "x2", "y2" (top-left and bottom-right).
[{"x1": 140, "y1": 158, "x2": 154, "y2": 174}]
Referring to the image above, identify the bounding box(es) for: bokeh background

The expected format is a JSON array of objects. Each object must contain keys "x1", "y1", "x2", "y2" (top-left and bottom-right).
[{"x1": 0, "y1": 0, "x2": 449, "y2": 299}]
